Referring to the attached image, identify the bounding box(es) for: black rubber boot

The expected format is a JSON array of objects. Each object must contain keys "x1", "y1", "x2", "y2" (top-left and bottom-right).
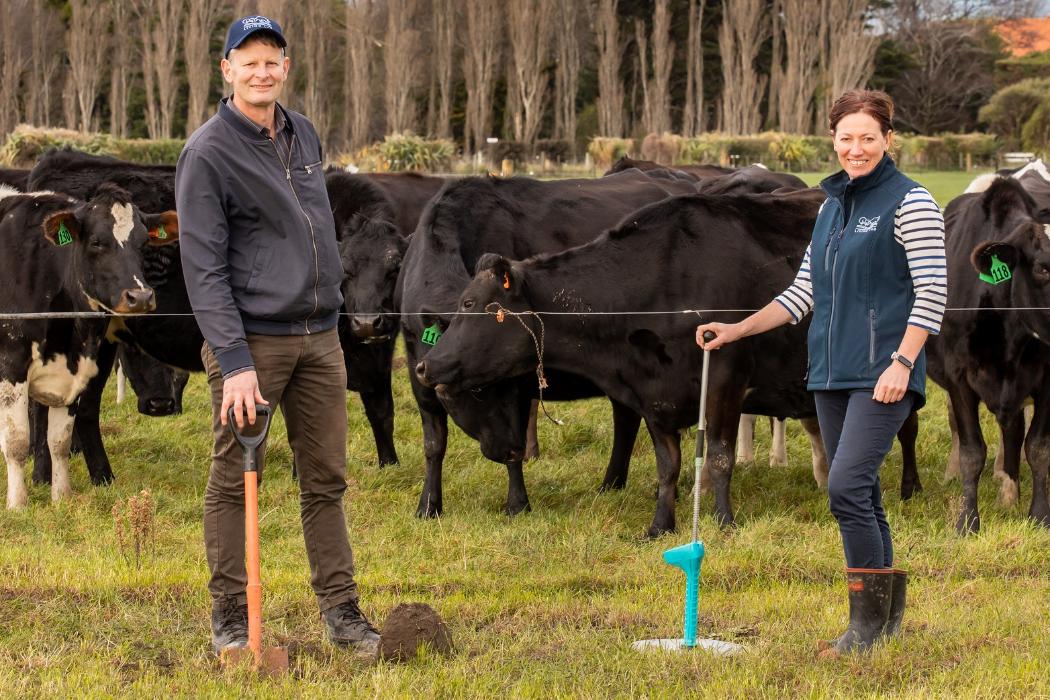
[
  {"x1": 817, "y1": 568, "x2": 894, "y2": 659},
  {"x1": 882, "y1": 569, "x2": 907, "y2": 637}
]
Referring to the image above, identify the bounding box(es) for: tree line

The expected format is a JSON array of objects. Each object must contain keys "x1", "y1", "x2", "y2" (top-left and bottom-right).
[{"x1": 0, "y1": 0, "x2": 1044, "y2": 157}]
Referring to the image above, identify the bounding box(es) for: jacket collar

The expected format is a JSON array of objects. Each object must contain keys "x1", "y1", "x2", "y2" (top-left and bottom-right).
[
  {"x1": 217, "y1": 97, "x2": 295, "y2": 142},
  {"x1": 820, "y1": 153, "x2": 899, "y2": 201}
]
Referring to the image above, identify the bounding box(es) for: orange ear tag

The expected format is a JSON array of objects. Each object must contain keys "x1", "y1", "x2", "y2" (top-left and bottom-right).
[{"x1": 503, "y1": 273, "x2": 511, "y2": 289}]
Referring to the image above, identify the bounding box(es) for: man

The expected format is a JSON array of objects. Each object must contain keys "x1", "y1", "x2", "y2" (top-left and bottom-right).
[{"x1": 175, "y1": 15, "x2": 380, "y2": 659}]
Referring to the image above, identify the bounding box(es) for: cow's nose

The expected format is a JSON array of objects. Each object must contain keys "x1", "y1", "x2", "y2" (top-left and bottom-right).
[
  {"x1": 119, "y1": 288, "x2": 156, "y2": 313},
  {"x1": 414, "y1": 360, "x2": 431, "y2": 386},
  {"x1": 351, "y1": 314, "x2": 381, "y2": 338},
  {"x1": 142, "y1": 397, "x2": 177, "y2": 416}
]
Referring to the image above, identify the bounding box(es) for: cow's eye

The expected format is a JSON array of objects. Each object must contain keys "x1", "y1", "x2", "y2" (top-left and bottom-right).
[
  {"x1": 89, "y1": 239, "x2": 105, "y2": 250},
  {"x1": 462, "y1": 299, "x2": 475, "y2": 310}
]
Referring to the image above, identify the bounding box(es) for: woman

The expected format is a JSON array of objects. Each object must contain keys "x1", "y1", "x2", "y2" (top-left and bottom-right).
[{"x1": 696, "y1": 90, "x2": 946, "y2": 657}]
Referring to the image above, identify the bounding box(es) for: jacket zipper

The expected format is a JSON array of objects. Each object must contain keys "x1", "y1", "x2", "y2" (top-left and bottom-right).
[
  {"x1": 271, "y1": 135, "x2": 321, "y2": 333},
  {"x1": 825, "y1": 198, "x2": 855, "y2": 389},
  {"x1": 868, "y1": 308, "x2": 876, "y2": 364}
]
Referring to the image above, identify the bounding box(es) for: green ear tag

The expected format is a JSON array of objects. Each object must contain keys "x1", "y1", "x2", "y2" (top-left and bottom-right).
[
  {"x1": 421, "y1": 324, "x2": 442, "y2": 346},
  {"x1": 56, "y1": 221, "x2": 73, "y2": 246},
  {"x1": 978, "y1": 254, "x2": 1012, "y2": 285},
  {"x1": 156, "y1": 224, "x2": 168, "y2": 240}
]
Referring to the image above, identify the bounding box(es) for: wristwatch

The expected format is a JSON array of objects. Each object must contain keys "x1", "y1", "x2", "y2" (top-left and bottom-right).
[{"x1": 890, "y1": 351, "x2": 914, "y2": 370}]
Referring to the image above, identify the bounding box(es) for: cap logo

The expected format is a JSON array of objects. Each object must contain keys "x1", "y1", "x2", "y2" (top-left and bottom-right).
[{"x1": 242, "y1": 16, "x2": 273, "y2": 32}]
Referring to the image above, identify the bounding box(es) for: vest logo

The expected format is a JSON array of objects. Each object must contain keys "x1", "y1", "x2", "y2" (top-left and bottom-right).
[
  {"x1": 855, "y1": 216, "x2": 880, "y2": 233},
  {"x1": 242, "y1": 16, "x2": 273, "y2": 31}
]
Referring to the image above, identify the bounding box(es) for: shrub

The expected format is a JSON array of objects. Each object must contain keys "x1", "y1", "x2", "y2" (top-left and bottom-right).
[
  {"x1": 1021, "y1": 101, "x2": 1050, "y2": 155},
  {"x1": 534, "y1": 139, "x2": 573, "y2": 163},
  {"x1": 978, "y1": 78, "x2": 1050, "y2": 149},
  {"x1": 587, "y1": 137, "x2": 634, "y2": 170},
  {"x1": 0, "y1": 124, "x2": 186, "y2": 167},
  {"x1": 376, "y1": 132, "x2": 456, "y2": 172},
  {"x1": 492, "y1": 140, "x2": 528, "y2": 166},
  {"x1": 640, "y1": 132, "x2": 682, "y2": 164}
]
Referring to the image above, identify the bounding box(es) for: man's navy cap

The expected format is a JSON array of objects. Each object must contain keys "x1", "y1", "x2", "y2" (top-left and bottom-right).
[{"x1": 224, "y1": 15, "x2": 287, "y2": 57}]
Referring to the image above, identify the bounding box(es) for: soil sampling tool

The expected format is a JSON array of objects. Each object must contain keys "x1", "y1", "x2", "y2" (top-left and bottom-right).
[
  {"x1": 632, "y1": 331, "x2": 744, "y2": 656},
  {"x1": 222, "y1": 404, "x2": 289, "y2": 675}
]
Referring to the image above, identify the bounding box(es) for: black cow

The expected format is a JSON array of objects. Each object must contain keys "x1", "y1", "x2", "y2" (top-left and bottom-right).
[
  {"x1": 605, "y1": 156, "x2": 733, "y2": 179},
  {"x1": 926, "y1": 176, "x2": 1050, "y2": 533},
  {"x1": 695, "y1": 165, "x2": 808, "y2": 195},
  {"x1": 0, "y1": 168, "x2": 29, "y2": 191},
  {"x1": 398, "y1": 171, "x2": 699, "y2": 519},
  {"x1": 117, "y1": 343, "x2": 191, "y2": 416},
  {"x1": 327, "y1": 171, "x2": 446, "y2": 466},
  {"x1": 0, "y1": 184, "x2": 176, "y2": 508},
  {"x1": 416, "y1": 189, "x2": 826, "y2": 535}
]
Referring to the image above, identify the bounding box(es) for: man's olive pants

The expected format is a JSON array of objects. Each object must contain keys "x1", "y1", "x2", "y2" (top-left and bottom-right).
[{"x1": 202, "y1": 329, "x2": 358, "y2": 611}]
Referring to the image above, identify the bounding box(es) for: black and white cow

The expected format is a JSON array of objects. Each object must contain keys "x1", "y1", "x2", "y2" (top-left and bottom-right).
[
  {"x1": 398, "y1": 170, "x2": 697, "y2": 519},
  {"x1": 0, "y1": 183, "x2": 176, "y2": 508},
  {"x1": 416, "y1": 188, "x2": 826, "y2": 535},
  {"x1": 926, "y1": 175, "x2": 1050, "y2": 533}
]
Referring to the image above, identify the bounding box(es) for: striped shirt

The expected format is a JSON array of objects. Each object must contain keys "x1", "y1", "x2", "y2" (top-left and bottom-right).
[{"x1": 774, "y1": 186, "x2": 947, "y2": 334}]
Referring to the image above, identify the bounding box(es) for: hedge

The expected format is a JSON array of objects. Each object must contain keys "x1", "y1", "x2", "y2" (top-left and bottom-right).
[
  {"x1": 0, "y1": 124, "x2": 185, "y2": 167},
  {"x1": 588, "y1": 131, "x2": 1002, "y2": 172},
  {"x1": 334, "y1": 133, "x2": 456, "y2": 172}
]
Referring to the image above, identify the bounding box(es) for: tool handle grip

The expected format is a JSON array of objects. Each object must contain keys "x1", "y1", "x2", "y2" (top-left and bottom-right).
[
  {"x1": 702, "y1": 331, "x2": 716, "y2": 343},
  {"x1": 682, "y1": 568, "x2": 700, "y2": 647}
]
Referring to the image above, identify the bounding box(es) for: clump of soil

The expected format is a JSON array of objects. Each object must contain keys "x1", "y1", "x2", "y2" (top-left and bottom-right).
[{"x1": 379, "y1": 602, "x2": 453, "y2": 662}]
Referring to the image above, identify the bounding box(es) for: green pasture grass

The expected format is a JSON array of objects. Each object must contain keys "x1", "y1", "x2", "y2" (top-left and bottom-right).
[
  {"x1": 0, "y1": 171, "x2": 1037, "y2": 696},
  {"x1": 1, "y1": 355, "x2": 1049, "y2": 697}
]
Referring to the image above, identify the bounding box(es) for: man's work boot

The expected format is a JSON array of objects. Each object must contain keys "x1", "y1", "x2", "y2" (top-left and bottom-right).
[
  {"x1": 211, "y1": 596, "x2": 249, "y2": 656},
  {"x1": 324, "y1": 599, "x2": 381, "y2": 661},
  {"x1": 882, "y1": 569, "x2": 907, "y2": 637},
  {"x1": 817, "y1": 568, "x2": 894, "y2": 659}
]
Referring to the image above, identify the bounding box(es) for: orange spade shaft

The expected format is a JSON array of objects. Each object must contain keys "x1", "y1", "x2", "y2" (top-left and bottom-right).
[{"x1": 244, "y1": 470, "x2": 263, "y2": 665}]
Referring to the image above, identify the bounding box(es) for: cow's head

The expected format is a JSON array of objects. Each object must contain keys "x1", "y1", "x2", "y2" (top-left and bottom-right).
[
  {"x1": 117, "y1": 343, "x2": 190, "y2": 416},
  {"x1": 972, "y1": 219, "x2": 1050, "y2": 338},
  {"x1": 415, "y1": 253, "x2": 539, "y2": 391},
  {"x1": 338, "y1": 213, "x2": 406, "y2": 342},
  {"x1": 44, "y1": 183, "x2": 179, "y2": 314}
]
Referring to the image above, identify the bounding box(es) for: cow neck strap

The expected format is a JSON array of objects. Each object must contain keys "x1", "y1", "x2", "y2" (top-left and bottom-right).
[{"x1": 485, "y1": 303, "x2": 564, "y2": 426}]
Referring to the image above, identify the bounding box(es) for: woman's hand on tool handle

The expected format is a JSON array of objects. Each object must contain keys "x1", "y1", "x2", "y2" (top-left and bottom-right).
[
  {"x1": 221, "y1": 370, "x2": 269, "y2": 428},
  {"x1": 696, "y1": 301, "x2": 794, "y2": 350}
]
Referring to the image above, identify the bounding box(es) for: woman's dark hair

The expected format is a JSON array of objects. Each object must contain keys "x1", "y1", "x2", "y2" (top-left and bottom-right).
[{"x1": 828, "y1": 90, "x2": 894, "y2": 135}]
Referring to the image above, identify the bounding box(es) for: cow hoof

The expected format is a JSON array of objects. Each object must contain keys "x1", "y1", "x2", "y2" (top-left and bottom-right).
[
  {"x1": 645, "y1": 524, "x2": 674, "y2": 539},
  {"x1": 715, "y1": 514, "x2": 736, "y2": 531},
  {"x1": 504, "y1": 501, "x2": 531, "y2": 516},
  {"x1": 955, "y1": 511, "x2": 980, "y2": 535},
  {"x1": 1029, "y1": 508, "x2": 1050, "y2": 528},
  {"x1": 31, "y1": 473, "x2": 52, "y2": 486},
  {"x1": 900, "y1": 481, "x2": 922, "y2": 501},
  {"x1": 598, "y1": 480, "x2": 626, "y2": 492},
  {"x1": 90, "y1": 471, "x2": 115, "y2": 487},
  {"x1": 7, "y1": 492, "x2": 28, "y2": 510},
  {"x1": 377, "y1": 459, "x2": 399, "y2": 469},
  {"x1": 415, "y1": 501, "x2": 442, "y2": 519}
]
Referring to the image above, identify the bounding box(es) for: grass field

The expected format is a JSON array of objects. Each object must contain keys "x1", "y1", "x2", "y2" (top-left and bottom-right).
[{"x1": 4, "y1": 169, "x2": 1048, "y2": 698}]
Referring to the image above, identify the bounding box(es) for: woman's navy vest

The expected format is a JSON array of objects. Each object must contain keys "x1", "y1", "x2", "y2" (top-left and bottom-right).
[{"x1": 807, "y1": 155, "x2": 928, "y2": 407}]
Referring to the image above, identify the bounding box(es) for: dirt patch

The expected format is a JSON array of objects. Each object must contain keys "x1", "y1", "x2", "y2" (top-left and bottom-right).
[{"x1": 379, "y1": 602, "x2": 453, "y2": 663}]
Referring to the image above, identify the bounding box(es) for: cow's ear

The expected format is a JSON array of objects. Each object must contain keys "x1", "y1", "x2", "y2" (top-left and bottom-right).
[
  {"x1": 476, "y1": 253, "x2": 519, "y2": 292},
  {"x1": 143, "y1": 211, "x2": 179, "y2": 246},
  {"x1": 971, "y1": 240, "x2": 1018, "y2": 276},
  {"x1": 42, "y1": 210, "x2": 81, "y2": 246},
  {"x1": 475, "y1": 252, "x2": 507, "y2": 276}
]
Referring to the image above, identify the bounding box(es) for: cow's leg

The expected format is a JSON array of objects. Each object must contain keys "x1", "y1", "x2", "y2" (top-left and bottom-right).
[
  {"x1": 1, "y1": 382, "x2": 31, "y2": 509},
  {"x1": 898, "y1": 410, "x2": 921, "y2": 500},
  {"x1": 360, "y1": 387, "x2": 399, "y2": 467},
  {"x1": 996, "y1": 412, "x2": 1024, "y2": 508},
  {"x1": 950, "y1": 386, "x2": 987, "y2": 534},
  {"x1": 524, "y1": 400, "x2": 540, "y2": 462},
  {"x1": 1024, "y1": 393, "x2": 1050, "y2": 527},
  {"x1": 706, "y1": 384, "x2": 744, "y2": 529},
  {"x1": 411, "y1": 374, "x2": 448, "y2": 518},
  {"x1": 31, "y1": 401, "x2": 51, "y2": 484},
  {"x1": 769, "y1": 418, "x2": 788, "y2": 467},
  {"x1": 47, "y1": 405, "x2": 76, "y2": 502},
  {"x1": 945, "y1": 396, "x2": 961, "y2": 481},
  {"x1": 71, "y1": 339, "x2": 117, "y2": 485},
  {"x1": 504, "y1": 457, "x2": 530, "y2": 515},
  {"x1": 801, "y1": 417, "x2": 829, "y2": 488},
  {"x1": 646, "y1": 421, "x2": 681, "y2": 538},
  {"x1": 736, "y1": 414, "x2": 756, "y2": 463},
  {"x1": 600, "y1": 399, "x2": 641, "y2": 491}
]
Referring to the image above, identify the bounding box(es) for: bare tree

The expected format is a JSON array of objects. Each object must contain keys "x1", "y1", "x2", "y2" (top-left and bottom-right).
[
  {"x1": 25, "y1": 1, "x2": 63, "y2": 127},
  {"x1": 131, "y1": 0, "x2": 184, "y2": 138},
  {"x1": 635, "y1": 0, "x2": 674, "y2": 135},
  {"x1": 816, "y1": 0, "x2": 878, "y2": 127},
  {"x1": 427, "y1": 0, "x2": 456, "y2": 138},
  {"x1": 767, "y1": 0, "x2": 782, "y2": 130},
  {"x1": 682, "y1": 0, "x2": 706, "y2": 136},
  {"x1": 384, "y1": 0, "x2": 420, "y2": 134},
  {"x1": 507, "y1": 0, "x2": 555, "y2": 144},
  {"x1": 184, "y1": 0, "x2": 225, "y2": 135},
  {"x1": 777, "y1": 0, "x2": 822, "y2": 133},
  {"x1": 593, "y1": 0, "x2": 624, "y2": 137},
  {"x1": 68, "y1": 0, "x2": 111, "y2": 132},
  {"x1": 108, "y1": 0, "x2": 133, "y2": 138},
  {"x1": 553, "y1": 1, "x2": 581, "y2": 144},
  {"x1": 462, "y1": 0, "x2": 502, "y2": 152},
  {"x1": 719, "y1": 0, "x2": 768, "y2": 134},
  {"x1": 345, "y1": 0, "x2": 376, "y2": 149},
  {"x1": 301, "y1": 1, "x2": 335, "y2": 148},
  {"x1": 0, "y1": 1, "x2": 30, "y2": 137}
]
